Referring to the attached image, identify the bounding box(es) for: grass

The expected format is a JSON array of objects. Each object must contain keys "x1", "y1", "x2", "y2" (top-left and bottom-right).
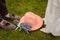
[{"x1": 0, "y1": 0, "x2": 60, "y2": 40}]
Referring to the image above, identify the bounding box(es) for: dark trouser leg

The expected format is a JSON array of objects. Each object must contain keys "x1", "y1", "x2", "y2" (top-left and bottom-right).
[{"x1": 0, "y1": 0, "x2": 8, "y2": 19}]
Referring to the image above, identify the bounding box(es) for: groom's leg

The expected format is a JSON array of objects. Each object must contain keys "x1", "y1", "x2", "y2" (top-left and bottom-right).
[
  {"x1": 0, "y1": 0, "x2": 8, "y2": 19},
  {"x1": 0, "y1": 0, "x2": 20, "y2": 20}
]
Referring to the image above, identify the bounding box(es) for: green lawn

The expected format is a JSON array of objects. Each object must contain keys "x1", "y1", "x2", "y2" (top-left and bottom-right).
[{"x1": 0, "y1": 0, "x2": 60, "y2": 40}]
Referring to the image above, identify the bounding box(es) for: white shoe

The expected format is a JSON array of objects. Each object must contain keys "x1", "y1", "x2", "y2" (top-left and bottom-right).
[
  {"x1": 43, "y1": 18, "x2": 45, "y2": 21},
  {"x1": 43, "y1": 18, "x2": 46, "y2": 25},
  {"x1": 40, "y1": 28, "x2": 50, "y2": 33}
]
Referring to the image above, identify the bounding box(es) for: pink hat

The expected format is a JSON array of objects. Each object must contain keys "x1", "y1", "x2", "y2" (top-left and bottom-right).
[{"x1": 20, "y1": 12, "x2": 43, "y2": 31}]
